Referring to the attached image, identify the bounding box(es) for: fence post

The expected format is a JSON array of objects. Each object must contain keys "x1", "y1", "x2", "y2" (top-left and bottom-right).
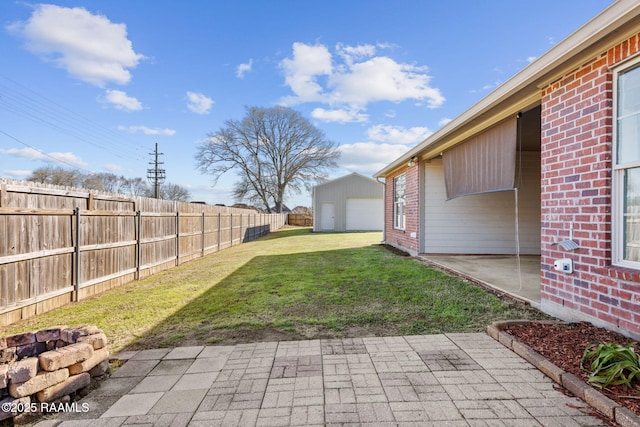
[
  {"x1": 230, "y1": 213, "x2": 233, "y2": 247},
  {"x1": 217, "y1": 212, "x2": 221, "y2": 251},
  {"x1": 202, "y1": 212, "x2": 206, "y2": 257},
  {"x1": 135, "y1": 211, "x2": 141, "y2": 280},
  {"x1": 0, "y1": 183, "x2": 6, "y2": 207},
  {"x1": 73, "y1": 207, "x2": 81, "y2": 302},
  {"x1": 176, "y1": 211, "x2": 180, "y2": 266}
]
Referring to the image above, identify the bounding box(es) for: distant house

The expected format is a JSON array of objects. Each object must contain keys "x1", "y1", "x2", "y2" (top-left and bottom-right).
[
  {"x1": 292, "y1": 206, "x2": 312, "y2": 215},
  {"x1": 312, "y1": 173, "x2": 384, "y2": 232},
  {"x1": 270, "y1": 204, "x2": 291, "y2": 213},
  {"x1": 231, "y1": 203, "x2": 260, "y2": 212},
  {"x1": 374, "y1": 0, "x2": 640, "y2": 340}
]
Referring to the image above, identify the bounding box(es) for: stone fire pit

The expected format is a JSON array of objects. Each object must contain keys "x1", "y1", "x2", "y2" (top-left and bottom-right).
[{"x1": 0, "y1": 325, "x2": 110, "y2": 423}]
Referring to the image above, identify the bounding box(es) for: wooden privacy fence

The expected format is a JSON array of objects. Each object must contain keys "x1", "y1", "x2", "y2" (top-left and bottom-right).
[
  {"x1": 287, "y1": 213, "x2": 313, "y2": 226},
  {"x1": 0, "y1": 179, "x2": 287, "y2": 326}
]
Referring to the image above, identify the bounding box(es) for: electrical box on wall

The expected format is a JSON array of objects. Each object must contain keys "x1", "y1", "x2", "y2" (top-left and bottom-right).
[{"x1": 553, "y1": 258, "x2": 573, "y2": 274}]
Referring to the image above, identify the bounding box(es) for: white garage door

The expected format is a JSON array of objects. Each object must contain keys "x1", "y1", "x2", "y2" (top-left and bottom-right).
[{"x1": 346, "y1": 198, "x2": 383, "y2": 231}]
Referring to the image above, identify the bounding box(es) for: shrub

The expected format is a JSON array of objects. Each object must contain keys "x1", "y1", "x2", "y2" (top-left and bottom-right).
[{"x1": 581, "y1": 342, "x2": 640, "y2": 389}]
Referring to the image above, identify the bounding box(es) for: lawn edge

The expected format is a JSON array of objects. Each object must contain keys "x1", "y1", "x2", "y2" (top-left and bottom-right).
[{"x1": 488, "y1": 320, "x2": 640, "y2": 427}]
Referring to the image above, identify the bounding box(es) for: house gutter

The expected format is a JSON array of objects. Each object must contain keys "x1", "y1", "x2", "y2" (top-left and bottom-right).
[{"x1": 374, "y1": 0, "x2": 640, "y2": 178}]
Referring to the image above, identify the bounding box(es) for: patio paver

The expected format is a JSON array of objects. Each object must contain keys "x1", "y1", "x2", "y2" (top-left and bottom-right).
[{"x1": 34, "y1": 333, "x2": 612, "y2": 426}]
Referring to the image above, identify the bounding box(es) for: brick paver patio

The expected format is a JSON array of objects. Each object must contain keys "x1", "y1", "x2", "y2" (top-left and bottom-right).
[{"x1": 35, "y1": 333, "x2": 608, "y2": 426}]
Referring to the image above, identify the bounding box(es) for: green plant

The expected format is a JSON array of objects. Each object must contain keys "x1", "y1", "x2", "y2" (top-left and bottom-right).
[{"x1": 581, "y1": 342, "x2": 640, "y2": 389}]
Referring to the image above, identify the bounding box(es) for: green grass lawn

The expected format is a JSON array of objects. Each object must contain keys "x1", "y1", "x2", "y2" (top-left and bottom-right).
[{"x1": 0, "y1": 227, "x2": 551, "y2": 352}]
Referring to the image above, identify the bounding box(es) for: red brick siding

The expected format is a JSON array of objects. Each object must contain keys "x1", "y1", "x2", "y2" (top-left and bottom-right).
[
  {"x1": 540, "y1": 32, "x2": 640, "y2": 338},
  {"x1": 384, "y1": 161, "x2": 420, "y2": 255}
]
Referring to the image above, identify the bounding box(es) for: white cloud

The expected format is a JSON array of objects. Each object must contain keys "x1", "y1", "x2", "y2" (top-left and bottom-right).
[
  {"x1": 367, "y1": 124, "x2": 431, "y2": 144},
  {"x1": 118, "y1": 125, "x2": 176, "y2": 136},
  {"x1": 335, "y1": 43, "x2": 377, "y2": 65},
  {"x1": 279, "y1": 42, "x2": 332, "y2": 104},
  {"x1": 103, "y1": 163, "x2": 124, "y2": 172},
  {"x1": 338, "y1": 142, "x2": 409, "y2": 175},
  {"x1": 236, "y1": 59, "x2": 253, "y2": 78},
  {"x1": 102, "y1": 89, "x2": 143, "y2": 111},
  {"x1": 3, "y1": 169, "x2": 32, "y2": 178},
  {"x1": 7, "y1": 4, "x2": 144, "y2": 87},
  {"x1": 186, "y1": 91, "x2": 214, "y2": 114},
  {"x1": 279, "y1": 42, "x2": 444, "y2": 117},
  {"x1": 0, "y1": 147, "x2": 87, "y2": 168},
  {"x1": 438, "y1": 117, "x2": 452, "y2": 127},
  {"x1": 527, "y1": 56, "x2": 537, "y2": 63},
  {"x1": 330, "y1": 57, "x2": 443, "y2": 107},
  {"x1": 0, "y1": 147, "x2": 43, "y2": 160},
  {"x1": 311, "y1": 108, "x2": 368, "y2": 123}
]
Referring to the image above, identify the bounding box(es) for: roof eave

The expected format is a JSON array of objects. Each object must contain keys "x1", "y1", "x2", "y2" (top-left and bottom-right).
[{"x1": 374, "y1": 0, "x2": 640, "y2": 178}]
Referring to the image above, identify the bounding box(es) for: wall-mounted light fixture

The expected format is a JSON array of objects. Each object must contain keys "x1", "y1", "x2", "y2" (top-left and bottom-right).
[{"x1": 408, "y1": 156, "x2": 417, "y2": 167}]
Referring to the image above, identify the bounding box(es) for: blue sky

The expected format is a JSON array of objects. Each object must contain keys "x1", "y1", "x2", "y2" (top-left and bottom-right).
[{"x1": 0, "y1": 0, "x2": 613, "y2": 208}]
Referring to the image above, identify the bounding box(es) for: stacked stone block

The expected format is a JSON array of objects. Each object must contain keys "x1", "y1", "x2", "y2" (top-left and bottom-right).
[{"x1": 0, "y1": 325, "x2": 109, "y2": 422}]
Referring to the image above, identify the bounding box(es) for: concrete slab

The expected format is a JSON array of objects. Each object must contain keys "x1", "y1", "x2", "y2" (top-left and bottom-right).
[
  {"x1": 129, "y1": 348, "x2": 170, "y2": 360},
  {"x1": 109, "y1": 351, "x2": 137, "y2": 362},
  {"x1": 130, "y1": 374, "x2": 181, "y2": 393},
  {"x1": 55, "y1": 395, "x2": 121, "y2": 421},
  {"x1": 100, "y1": 392, "x2": 164, "y2": 417},
  {"x1": 148, "y1": 388, "x2": 208, "y2": 414},
  {"x1": 421, "y1": 255, "x2": 541, "y2": 304},
  {"x1": 58, "y1": 419, "x2": 126, "y2": 427},
  {"x1": 86, "y1": 377, "x2": 141, "y2": 399},
  {"x1": 172, "y1": 372, "x2": 219, "y2": 391},
  {"x1": 148, "y1": 359, "x2": 192, "y2": 376},
  {"x1": 163, "y1": 346, "x2": 205, "y2": 360},
  {"x1": 109, "y1": 360, "x2": 159, "y2": 378},
  {"x1": 197, "y1": 345, "x2": 235, "y2": 359},
  {"x1": 186, "y1": 357, "x2": 228, "y2": 374}
]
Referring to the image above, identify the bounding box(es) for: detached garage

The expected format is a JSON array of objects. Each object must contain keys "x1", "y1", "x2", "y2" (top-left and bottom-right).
[{"x1": 312, "y1": 173, "x2": 384, "y2": 232}]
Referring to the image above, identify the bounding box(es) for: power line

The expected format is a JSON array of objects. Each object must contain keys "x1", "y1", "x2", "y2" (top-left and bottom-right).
[
  {"x1": 0, "y1": 74, "x2": 147, "y2": 163},
  {"x1": 0, "y1": 129, "x2": 96, "y2": 174}
]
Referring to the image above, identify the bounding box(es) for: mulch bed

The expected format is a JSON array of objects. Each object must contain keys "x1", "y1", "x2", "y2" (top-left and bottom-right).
[{"x1": 503, "y1": 321, "x2": 640, "y2": 417}]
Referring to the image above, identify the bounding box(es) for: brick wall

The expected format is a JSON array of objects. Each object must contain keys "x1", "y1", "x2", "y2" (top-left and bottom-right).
[
  {"x1": 384, "y1": 161, "x2": 420, "y2": 255},
  {"x1": 540, "y1": 32, "x2": 640, "y2": 339}
]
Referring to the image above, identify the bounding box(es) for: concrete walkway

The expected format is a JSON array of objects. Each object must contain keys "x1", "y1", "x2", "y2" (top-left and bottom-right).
[{"x1": 37, "y1": 333, "x2": 608, "y2": 426}]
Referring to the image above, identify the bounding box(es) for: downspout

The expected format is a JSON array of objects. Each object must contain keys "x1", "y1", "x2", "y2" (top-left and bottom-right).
[{"x1": 376, "y1": 177, "x2": 386, "y2": 244}]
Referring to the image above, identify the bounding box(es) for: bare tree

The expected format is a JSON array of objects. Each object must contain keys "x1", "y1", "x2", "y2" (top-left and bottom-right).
[
  {"x1": 27, "y1": 166, "x2": 189, "y2": 201},
  {"x1": 29, "y1": 165, "x2": 82, "y2": 187},
  {"x1": 195, "y1": 106, "x2": 340, "y2": 212},
  {"x1": 152, "y1": 182, "x2": 191, "y2": 202},
  {"x1": 123, "y1": 177, "x2": 150, "y2": 196}
]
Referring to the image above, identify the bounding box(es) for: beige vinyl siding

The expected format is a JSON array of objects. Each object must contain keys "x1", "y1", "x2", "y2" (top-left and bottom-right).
[{"x1": 423, "y1": 153, "x2": 540, "y2": 254}]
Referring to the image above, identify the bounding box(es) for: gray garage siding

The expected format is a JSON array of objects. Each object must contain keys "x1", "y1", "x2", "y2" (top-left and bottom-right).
[{"x1": 313, "y1": 173, "x2": 384, "y2": 232}]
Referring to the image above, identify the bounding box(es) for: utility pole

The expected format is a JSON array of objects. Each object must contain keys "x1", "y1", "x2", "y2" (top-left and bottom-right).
[{"x1": 147, "y1": 142, "x2": 166, "y2": 198}]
